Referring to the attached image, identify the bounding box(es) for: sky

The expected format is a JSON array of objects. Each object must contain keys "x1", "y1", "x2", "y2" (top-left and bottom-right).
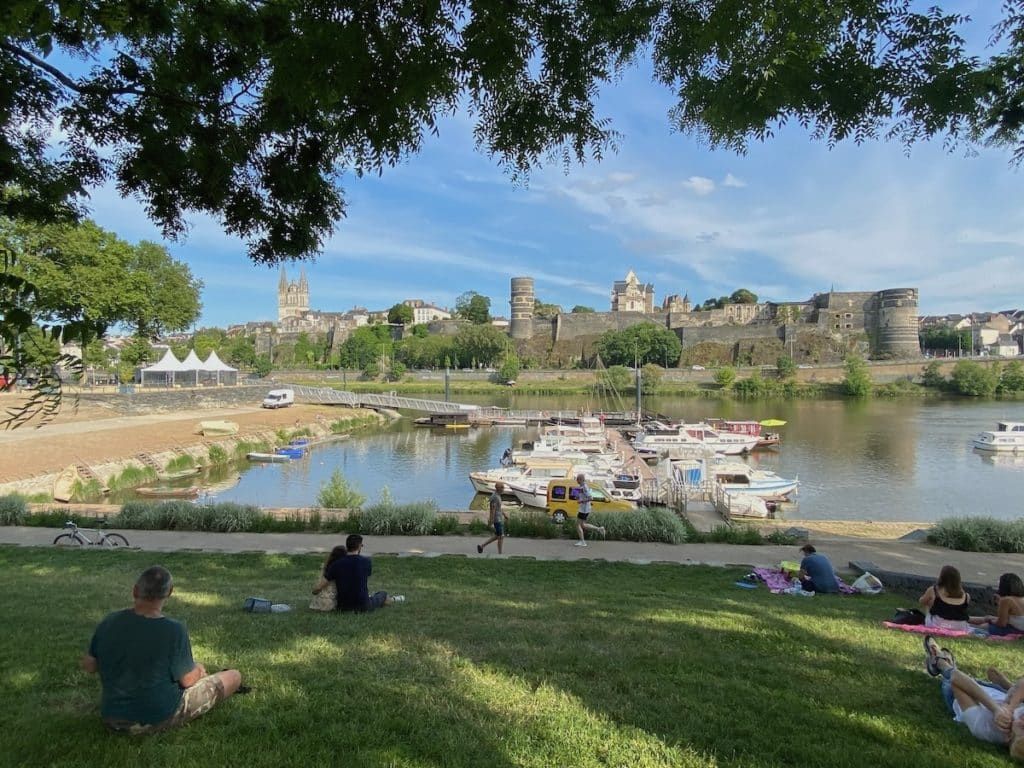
[{"x1": 77, "y1": 1, "x2": 1024, "y2": 329}]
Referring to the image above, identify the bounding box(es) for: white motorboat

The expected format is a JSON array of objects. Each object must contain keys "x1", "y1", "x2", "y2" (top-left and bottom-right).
[
  {"x1": 634, "y1": 422, "x2": 760, "y2": 458},
  {"x1": 468, "y1": 458, "x2": 574, "y2": 495},
  {"x1": 672, "y1": 457, "x2": 799, "y2": 499},
  {"x1": 973, "y1": 422, "x2": 1024, "y2": 453}
]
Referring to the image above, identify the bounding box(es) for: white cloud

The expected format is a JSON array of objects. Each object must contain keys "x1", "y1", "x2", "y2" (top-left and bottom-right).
[
  {"x1": 723, "y1": 173, "x2": 747, "y2": 188},
  {"x1": 681, "y1": 176, "x2": 715, "y2": 195}
]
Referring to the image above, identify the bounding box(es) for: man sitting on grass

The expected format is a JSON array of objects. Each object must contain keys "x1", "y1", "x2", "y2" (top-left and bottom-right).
[
  {"x1": 925, "y1": 635, "x2": 1024, "y2": 760},
  {"x1": 325, "y1": 534, "x2": 405, "y2": 612},
  {"x1": 797, "y1": 544, "x2": 839, "y2": 594},
  {"x1": 81, "y1": 565, "x2": 245, "y2": 734}
]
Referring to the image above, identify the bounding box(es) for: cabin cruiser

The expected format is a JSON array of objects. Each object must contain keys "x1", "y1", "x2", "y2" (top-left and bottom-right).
[
  {"x1": 973, "y1": 422, "x2": 1024, "y2": 453},
  {"x1": 633, "y1": 422, "x2": 760, "y2": 458},
  {"x1": 704, "y1": 418, "x2": 781, "y2": 449},
  {"x1": 671, "y1": 456, "x2": 798, "y2": 499},
  {"x1": 468, "y1": 457, "x2": 574, "y2": 495}
]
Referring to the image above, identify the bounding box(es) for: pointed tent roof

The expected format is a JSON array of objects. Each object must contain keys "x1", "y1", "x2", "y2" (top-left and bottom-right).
[
  {"x1": 142, "y1": 348, "x2": 187, "y2": 372},
  {"x1": 203, "y1": 350, "x2": 237, "y2": 372},
  {"x1": 181, "y1": 349, "x2": 204, "y2": 369}
]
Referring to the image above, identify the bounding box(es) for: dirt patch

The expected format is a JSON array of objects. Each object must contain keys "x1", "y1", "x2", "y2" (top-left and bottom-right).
[
  {"x1": 0, "y1": 398, "x2": 371, "y2": 484},
  {"x1": 760, "y1": 519, "x2": 927, "y2": 540}
]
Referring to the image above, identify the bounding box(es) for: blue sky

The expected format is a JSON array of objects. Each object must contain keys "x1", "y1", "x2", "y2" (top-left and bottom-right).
[{"x1": 80, "y1": 1, "x2": 1023, "y2": 328}]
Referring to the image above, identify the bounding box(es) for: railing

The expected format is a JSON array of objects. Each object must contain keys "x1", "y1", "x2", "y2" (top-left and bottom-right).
[{"x1": 286, "y1": 385, "x2": 475, "y2": 414}]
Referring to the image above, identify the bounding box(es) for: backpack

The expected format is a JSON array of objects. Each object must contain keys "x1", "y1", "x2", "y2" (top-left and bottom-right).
[{"x1": 891, "y1": 608, "x2": 926, "y2": 625}]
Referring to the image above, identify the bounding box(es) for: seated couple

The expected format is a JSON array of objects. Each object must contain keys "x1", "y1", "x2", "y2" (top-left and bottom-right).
[
  {"x1": 310, "y1": 534, "x2": 405, "y2": 612},
  {"x1": 924, "y1": 636, "x2": 1024, "y2": 760},
  {"x1": 919, "y1": 568, "x2": 1024, "y2": 635}
]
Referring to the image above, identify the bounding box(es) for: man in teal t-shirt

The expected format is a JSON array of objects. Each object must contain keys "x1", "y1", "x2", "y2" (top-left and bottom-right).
[{"x1": 81, "y1": 566, "x2": 245, "y2": 734}]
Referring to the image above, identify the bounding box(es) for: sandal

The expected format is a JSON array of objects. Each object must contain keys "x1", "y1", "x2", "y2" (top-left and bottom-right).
[{"x1": 924, "y1": 635, "x2": 941, "y2": 676}]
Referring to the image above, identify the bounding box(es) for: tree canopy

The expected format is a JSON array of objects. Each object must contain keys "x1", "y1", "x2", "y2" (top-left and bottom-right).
[
  {"x1": 387, "y1": 303, "x2": 414, "y2": 325},
  {"x1": 454, "y1": 291, "x2": 491, "y2": 325},
  {"x1": 4, "y1": 1, "x2": 1024, "y2": 264},
  {"x1": 596, "y1": 323, "x2": 681, "y2": 367}
]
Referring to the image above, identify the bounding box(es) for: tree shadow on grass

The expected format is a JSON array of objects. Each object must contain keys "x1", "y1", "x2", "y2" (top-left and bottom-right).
[{"x1": 3, "y1": 548, "x2": 1022, "y2": 768}]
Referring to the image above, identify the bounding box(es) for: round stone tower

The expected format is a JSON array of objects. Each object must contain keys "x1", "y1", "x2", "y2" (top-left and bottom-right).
[
  {"x1": 509, "y1": 277, "x2": 535, "y2": 340},
  {"x1": 874, "y1": 288, "x2": 920, "y2": 358}
]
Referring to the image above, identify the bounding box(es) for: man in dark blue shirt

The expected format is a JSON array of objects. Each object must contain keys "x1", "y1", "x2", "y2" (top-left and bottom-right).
[
  {"x1": 798, "y1": 544, "x2": 840, "y2": 594},
  {"x1": 325, "y1": 534, "x2": 404, "y2": 612}
]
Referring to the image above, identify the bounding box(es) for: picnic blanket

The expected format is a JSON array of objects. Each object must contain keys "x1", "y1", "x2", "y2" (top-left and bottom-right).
[
  {"x1": 752, "y1": 567, "x2": 858, "y2": 595},
  {"x1": 882, "y1": 622, "x2": 1024, "y2": 642}
]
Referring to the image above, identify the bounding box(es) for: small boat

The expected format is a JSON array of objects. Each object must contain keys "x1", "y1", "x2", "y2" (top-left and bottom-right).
[
  {"x1": 672, "y1": 457, "x2": 799, "y2": 500},
  {"x1": 274, "y1": 446, "x2": 307, "y2": 459},
  {"x1": 705, "y1": 418, "x2": 781, "y2": 449},
  {"x1": 136, "y1": 485, "x2": 200, "y2": 498},
  {"x1": 633, "y1": 422, "x2": 760, "y2": 457},
  {"x1": 973, "y1": 422, "x2": 1024, "y2": 453},
  {"x1": 52, "y1": 465, "x2": 82, "y2": 503},
  {"x1": 247, "y1": 452, "x2": 290, "y2": 463},
  {"x1": 289, "y1": 438, "x2": 310, "y2": 446},
  {"x1": 196, "y1": 420, "x2": 239, "y2": 436},
  {"x1": 722, "y1": 492, "x2": 771, "y2": 519}
]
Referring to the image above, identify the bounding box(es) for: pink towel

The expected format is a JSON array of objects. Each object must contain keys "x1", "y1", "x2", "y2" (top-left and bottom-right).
[
  {"x1": 882, "y1": 622, "x2": 1023, "y2": 641},
  {"x1": 752, "y1": 567, "x2": 859, "y2": 595}
]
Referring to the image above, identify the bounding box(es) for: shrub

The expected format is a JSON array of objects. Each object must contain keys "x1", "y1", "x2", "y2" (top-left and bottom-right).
[
  {"x1": 776, "y1": 355, "x2": 796, "y2": 379},
  {"x1": 921, "y1": 361, "x2": 946, "y2": 389},
  {"x1": 0, "y1": 494, "x2": 28, "y2": 525},
  {"x1": 590, "y1": 507, "x2": 689, "y2": 544},
  {"x1": 999, "y1": 361, "x2": 1024, "y2": 393},
  {"x1": 233, "y1": 440, "x2": 271, "y2": 459},
  {"x1": 950, "y1": 361, "x2": 998, "y2": 396},
  {"x1": 842, "y1": 355, "x2": 872, "y2": 397},
  {"x1": 466, "y1": 518, "x2": 491, "y2": 535},
  {"x1": 114, "y1": 501, "x2": 268, "y2": 532},
  {"x1": 700, "y1": 524, "x2": 764, "y2": 545},
  {"x1": 927, "y1": 517, "x2": 1024, "y2": 553},
  {"x1": 432, "y1": 514, "x2": 461, "y2": 535},
  {"x1": 714, "y1": 366, "x2": 736, "y2": 389},
  {"x1": 357, "y1": 496, "x2": 441, "y2": 535},
  {"x1": 317, "y1": 470, "x2": 366, "y2": 510},
  {"x1": 207, "y1": 445, "x2": 229, "y2": 465},
  {"x1": 71, "y1": 478, "x2": 106, "y2": 502},
  {"x1": 504, "y1": 510, "x2": 563, "y2": 539},
  {"x1": 764, "y1": 529, "x2": 800, "y2": 546}
]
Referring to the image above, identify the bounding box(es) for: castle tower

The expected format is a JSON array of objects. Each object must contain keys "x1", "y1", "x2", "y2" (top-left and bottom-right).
[
  {"x1": 873, "y1": 288, "x2": 920, "y2": 358},
  {"x1": 510, "y1": 277, "x2": 535, "y2": 340}
]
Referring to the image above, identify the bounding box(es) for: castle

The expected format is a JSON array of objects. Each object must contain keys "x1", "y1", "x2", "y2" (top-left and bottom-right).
[{"x1": 511, "y1": 272, "x2": 920, "y2": 359}]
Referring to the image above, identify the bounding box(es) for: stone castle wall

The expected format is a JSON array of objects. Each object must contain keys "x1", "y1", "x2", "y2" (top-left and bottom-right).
[{"x1": 553, "y1": 312, "x2": 669, "y2": 342}]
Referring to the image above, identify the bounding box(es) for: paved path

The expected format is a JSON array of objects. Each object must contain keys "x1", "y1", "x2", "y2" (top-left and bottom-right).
[{"x1": 2, "y1": 527, "x2": 1021, "y2": 582}]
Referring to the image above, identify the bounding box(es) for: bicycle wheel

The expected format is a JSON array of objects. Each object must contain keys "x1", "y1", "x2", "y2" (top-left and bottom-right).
[
  {"x1": 102, "y1": 533, "x2": 130, "y2": 548},
  {"x1": 53, "y1": 533, "x2": 83, "y2": 546}
]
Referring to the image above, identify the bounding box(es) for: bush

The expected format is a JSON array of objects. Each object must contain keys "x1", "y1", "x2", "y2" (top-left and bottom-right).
[
  {"x1": 764, "y1": 529, "x2": 800, "y2": 546},
  {"x1": 999, "y1": 361, "x2": 1024, "y2": 393},
  {"x1": 106, "y1": 465, "x2": 158, "y2": 492},
  {"x1": 164, "y1": 454, "x2": 196, "y2": 472},
  {"x1": 432, "y1": 514, "x2": 461, "y2": 535},
  {"x1": 114, "y1": 501, "x2": 268, "y2": 532},
  {"x1": 317, "y1": 470, "x2": 366, "y2": 509},
  {"x1": 927, "y1": 517, "x2": 1024, "y2": 553},
  {"x1": 776, "y1": 355, "x2": 796, "y2": 379},
  {"x1": 504, "y1": 510, "x2": 563, "y2": 539},
  {"x1": 700, "y1": 524, "x2": 764, "y2": 545},
  {"x1": 590, "y1": 507, "x2": 689, "y2": 544},
  {"x1": 950, "y1": 361, "x2": 998, "y2": 396},
  {"x1": 714, "y1": 366, "x2": 736, "y2": 389},
  {"x1": 0, "y1": 494, "x2": 28, "y2": 525},
  {"x1": 842, "y1": 355, "x2": 872, "y2": 397},
  {"x1": 921, "y1": 361, "x2": 946, "y2": 389},
  {"x1": 356, "y1": 496, "x2": 441, "y2": 535}
]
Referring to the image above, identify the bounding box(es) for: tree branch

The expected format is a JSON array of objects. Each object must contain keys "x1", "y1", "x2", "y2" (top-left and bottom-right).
[{"x1": 1, "y1": 41, "x2": 147, "y2": 97}]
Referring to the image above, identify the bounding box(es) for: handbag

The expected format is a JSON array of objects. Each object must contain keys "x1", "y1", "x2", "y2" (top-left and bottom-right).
[
  {"x1": 852, "y1": 572, "x2": 884, "y2": 594},
  {"x1": 243, "y1": 597, "x2": 273, "y2": 613},
  {"x1": 892, "y1": 608, "x2": 926, "y2": 625}
]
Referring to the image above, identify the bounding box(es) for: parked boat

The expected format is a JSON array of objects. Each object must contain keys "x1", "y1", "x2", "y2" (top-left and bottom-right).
[
  {"x1": 973, "y1": 422, "x2": 1024, "y2": 452},
  {"x1": 196, "y1": 420, "x2": 239, "y2": 436},
  {"x1": 722, "y1": 491, "x2": 771, "y2": 519},
  {"x1": 247, "y1": 452, "x2": 290, "y2": 463},
  {"x1": 274, "y1": 446, "x2": 307, "y2": 459},
  {"x1": 469, "y1": 457, "x2": 575, "y2": 495},
  {"x1": 136, "y1": 485, "x2": 200, "y2": 498},
  {"x1": 633, "y1": 422, "x2": 760, "y2": 458},
  {"x1": 157, "y1": 467, "x2": 201, "y2": 482},
  {"x1": 705, "y1": 418, "x2": 782, "y2": 449},
  {"x1": 672, "y1": 457, "x2": 799, "y2": 500}
]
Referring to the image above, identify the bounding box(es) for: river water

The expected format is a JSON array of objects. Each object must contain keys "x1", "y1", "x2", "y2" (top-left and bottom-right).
[{"x1": 202, "y1": 395, "x2": 1024, "y2": 523}]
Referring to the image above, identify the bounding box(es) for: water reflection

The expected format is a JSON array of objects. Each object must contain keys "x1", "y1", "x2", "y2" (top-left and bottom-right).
[{"x1": 200, "y1": 395, "x2": 1024, "y2": 523}]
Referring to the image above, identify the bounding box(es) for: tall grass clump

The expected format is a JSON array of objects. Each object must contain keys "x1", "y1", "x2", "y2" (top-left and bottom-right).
[
  {"x1": 355, "y1": 488, "x2": 441, "y2": 535},
  {"x1": 317, "y1": 470, "x2": 366, "y2": 510},
  {"x1": 590, "y1": 507, "x2": 690, "y2": 544},
  {"x1": 699, "y1": 524, "x2": 765, "y2": 545},
  {"x1": 233, "y1": 440, "x2": 271, "y2": 459},
  {"x1": 927, "y1": 517, "x2": 1024, "y2": 553},
  {"x1": 164, "y1": 454, "x2": 196, "y2": 472},
  {"x1": 71, "y1": 478, "x2": 107, "y2": 502},
  {"x1": 114, "y1": 501, "x2": 268, "y2": 532},
  {"x1": 0, "y1": 494, "x2": 28, "y2": 525},
  {"x1": 207, "y1": 444, "x2": 229, "y2": 465},
  {"x1": 107, "y1": 465, "x2": 157, "y2": 492},
  {"x1": 505, "y1": 510, "x2": 563, "y2": 539}
]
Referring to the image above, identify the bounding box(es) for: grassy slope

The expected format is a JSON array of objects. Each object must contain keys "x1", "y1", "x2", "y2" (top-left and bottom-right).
[{"x1": 1, "y1": 547, "x2": 1020, "y2": 768}]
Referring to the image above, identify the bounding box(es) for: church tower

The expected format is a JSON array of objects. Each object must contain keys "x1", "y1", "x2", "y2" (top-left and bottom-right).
[{"x1": 277, "y1": 267, "x2": 310, "y2": 324}]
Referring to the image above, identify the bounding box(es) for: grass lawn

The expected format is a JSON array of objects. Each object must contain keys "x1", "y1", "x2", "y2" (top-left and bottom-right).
[{"x1": 2, "y1": 547, "x2": 1022, "y2": 768}]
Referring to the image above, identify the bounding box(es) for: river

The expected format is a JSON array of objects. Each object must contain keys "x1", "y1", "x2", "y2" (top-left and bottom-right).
[{"x1": 202, "y1": 395, "x2": 1024, "y2": 523}]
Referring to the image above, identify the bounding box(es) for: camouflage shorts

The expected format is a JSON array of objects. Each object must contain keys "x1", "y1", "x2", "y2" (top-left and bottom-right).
[{"x1": 104, "y1": 675, "x2": 226, "y2": 735}]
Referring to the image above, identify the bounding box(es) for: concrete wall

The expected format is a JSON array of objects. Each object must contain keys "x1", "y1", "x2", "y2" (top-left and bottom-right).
[
  {"x1": 553, "y1": 312, "x2": 668, "y2": 342},
  {"x1": 78, "y1": 385, "x2": 270, "y2": 415}
]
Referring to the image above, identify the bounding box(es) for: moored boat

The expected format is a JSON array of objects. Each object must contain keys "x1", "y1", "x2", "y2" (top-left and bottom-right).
[
  {"x1": 136, "y1": 485, "x2": 200, "y2": 498},
  {"x1": 671, "y1": 457, "x2": 799, "y2": 500},
  {"x1": 247, "y1": 452, "x2": 290, "y2": 463}
]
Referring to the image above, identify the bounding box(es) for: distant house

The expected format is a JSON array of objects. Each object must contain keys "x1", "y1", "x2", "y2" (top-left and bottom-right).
[
  {"x1": 992, "y1": 333, "x2": 1021, "y2": 357},
  {"x1": 403, "y1": 300, "x2": 451, "y2": 324}
]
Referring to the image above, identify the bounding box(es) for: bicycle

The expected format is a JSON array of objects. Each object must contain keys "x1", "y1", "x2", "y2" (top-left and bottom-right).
[{"x1": 53, "y1": 519, "x2": 130, "y2": 548}]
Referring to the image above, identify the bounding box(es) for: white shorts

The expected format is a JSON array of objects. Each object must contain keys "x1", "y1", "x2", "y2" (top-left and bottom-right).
[
  {"x1": 925, "y1": 614, "x2": 970, "y2": 633},
  {"x1": 955, "y1": 703, "x2": 1008, "y2": 744}
]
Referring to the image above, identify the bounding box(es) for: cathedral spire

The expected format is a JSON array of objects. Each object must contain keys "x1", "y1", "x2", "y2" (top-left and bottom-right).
[
  {"x1": 279, "y1": 267, "x2": 288, "y2": 290},
  {"x1": 299, "y1": 267, "x2": 308, "y2": 290}
]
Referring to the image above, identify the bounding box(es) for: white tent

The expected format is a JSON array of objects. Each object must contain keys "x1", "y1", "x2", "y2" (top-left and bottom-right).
[
  {"x1": 139, "y1": 349, "x2": 188, "y2": 387},
  {"x1": 180, "y1": 349, "x2": 205, "y2": 386},
  {"x1": 203, "y1": 351, "x2": 238, "y2": 386}
]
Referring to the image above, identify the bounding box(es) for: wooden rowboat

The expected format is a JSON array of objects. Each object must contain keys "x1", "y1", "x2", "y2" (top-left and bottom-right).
[
  {"x1": 135, "y1": 485, "x2": 200, "y2": 499},
  {"x1": 247, "y1": 452, "x2": 290, "y2": 463}
]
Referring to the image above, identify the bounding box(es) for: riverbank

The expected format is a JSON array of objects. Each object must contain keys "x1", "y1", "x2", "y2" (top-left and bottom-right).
[{"x1": 0, "y1": 395, "x2": 384, "y2": 495}]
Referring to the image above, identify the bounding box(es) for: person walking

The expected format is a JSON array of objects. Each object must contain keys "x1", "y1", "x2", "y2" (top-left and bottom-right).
[
  {"x1": 477, "y1": 482, "x2": 508, "y2": 554},
  {"x1": 574, "y1": 473, "x2": 605, "y2": 547}
]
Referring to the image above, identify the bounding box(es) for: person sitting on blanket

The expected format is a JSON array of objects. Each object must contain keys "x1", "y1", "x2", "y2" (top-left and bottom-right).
[
  {"x1": 970, "y1": 573, "x2": 1024, "y2": 636},
  {"x1": 920, "y1": 565, "x2": 971, "y2": 633},
  {"x1": 797, "y1": 545, "x2": 839, "y2": 594},
  {"x1": 924, "y1": 635, "x2": 1024, "y2": 760}
]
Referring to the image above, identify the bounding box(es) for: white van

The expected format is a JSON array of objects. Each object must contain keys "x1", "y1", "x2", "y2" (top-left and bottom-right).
[{"x1": 262, "y1": 389, "x2": 295, "y2": 409}]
